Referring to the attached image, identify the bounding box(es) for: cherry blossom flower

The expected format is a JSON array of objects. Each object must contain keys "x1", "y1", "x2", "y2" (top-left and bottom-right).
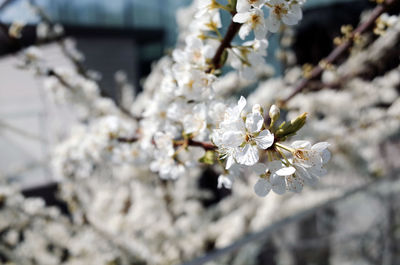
[
  {"x1": 291, "y1": 141, "x2": 330, "y2": 170},
  {"x1": 213, "y1": 97, "x2": 274, "y2": 168},
  {"x1": 183, "y1": 103, "x2": 208, "y2": 136},
  {"x1": 265, "y1": 0, "x2": 303, "y2": 33},
  {"x1": 217, "y1": 164, "x2": 241, "y2": 189},
  {"x1": 233, "y1": 8, "x2": 267, "y2": 40},
  {"x1": 253, "y1": 161, "x2": 295, "y2": 197},
  {"x1": 229, "y1": 39, "x2": 269, "y2": 79}
]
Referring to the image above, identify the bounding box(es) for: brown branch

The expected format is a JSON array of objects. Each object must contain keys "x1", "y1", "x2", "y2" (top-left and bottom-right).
[
  {"x1": 208, "y1": 20, "x2": 242, "y2": 71},
  {"x1": 280, "y1": 0, "x2": 397, "y2": 105},
  {"x1": 175, "y1": 139, "x2": 216, "y2": 151},
  {"x1": 117, "y1": 136, "x2": 139, "y2": 143},
  {"x1": 118, "y1": 136, "x2": 216, "y2": 151}
]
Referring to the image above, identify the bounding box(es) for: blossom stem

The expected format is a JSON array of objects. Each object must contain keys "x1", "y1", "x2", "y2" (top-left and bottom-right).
[
  {"x1": 267, "y1": 150, "x2": 273, "y2": 162},
  {"x1": 275, "y1": 146, "x2": 291, "y2": 166},
  {"x1": 231, "y1": 48, "x2": 250, "y2": 65},
  {"x1": 275, "y1": 142, "x2": 295, "y2": 153},
  {"x1": 203, "y1": 35, "x2": 223, "y2": 41},
  {"x1": 214, "y1": 27, "x2": 223, "y2": 39},
  {"x1": 215, "y1": 3, "x2": 233, "y2": 13}
]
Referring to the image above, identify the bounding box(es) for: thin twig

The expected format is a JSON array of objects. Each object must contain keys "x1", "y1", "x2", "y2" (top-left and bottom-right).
[
  {"x1": 176, "y1": 139, "x2": 216, "y2": 151},
  {"x1": 117, "y1": 136, "x2": 216, "y2": 151},
  {"x1": 0, "y1": 119, "x2": 46, "y2": 142},
  {"x1": 280, "y1": 0, "x2": 397, "y2": 105}
]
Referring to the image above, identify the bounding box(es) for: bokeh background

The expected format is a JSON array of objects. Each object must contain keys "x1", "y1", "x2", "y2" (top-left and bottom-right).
[{"x1": 1, "y1": 1, "x2": 400, "y2": 264}]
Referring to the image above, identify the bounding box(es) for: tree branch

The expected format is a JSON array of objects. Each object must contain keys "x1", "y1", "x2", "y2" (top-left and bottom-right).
[
  {"x1": 117, "y1": 136, "x2": 216, "y2": 151},
  {"x1": 280, "y1": 0, "x2": 397, "y2": 105},
  {"x1": 208, "y1": 20, "x2": 242, "y2": 71}
]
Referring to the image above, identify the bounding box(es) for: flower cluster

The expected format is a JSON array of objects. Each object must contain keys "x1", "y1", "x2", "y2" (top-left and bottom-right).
[
  {"x1": 234, "y1": 0, "x2": 303, "y2": 38},
  {"x1": 212, "y1": 97, "x2": 330, "y2": 196},
  {"x1": 5, "y1": 1, "x2": 400, "y2": 264},
  {"x1": 132, "y1": 0, "x2": 311, "y2": 187},
  {"x1": 18, "y1": 0, "x2": 324, "y2": 197},
  {"x1": 212, "y1": 96, "x2": 274, "y2": 169}
]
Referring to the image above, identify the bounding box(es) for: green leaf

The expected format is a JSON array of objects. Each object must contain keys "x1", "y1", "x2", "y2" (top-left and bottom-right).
[
  {"x1": 219, "y1": 49, "x2": 229, "y2": 68},
  {"x1": 275, "y1": 112, "x2": 307, "y2": 139},
  {"x1": 199, "y1": 150, "x2": 216, "y2": 165}
]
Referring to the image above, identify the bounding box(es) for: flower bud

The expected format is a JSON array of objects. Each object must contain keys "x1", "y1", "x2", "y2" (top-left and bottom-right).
[
  {"x1": 269, "y1": 104, "x2": 280, "y2": 121},
  {"x1": 252, "y1": 104, "x2": 262, "y2": 114}
]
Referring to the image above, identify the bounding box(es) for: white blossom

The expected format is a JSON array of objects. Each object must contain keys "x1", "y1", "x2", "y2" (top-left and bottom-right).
[
  {"x1": 233, "y1": 8, "x2": 267, "y2": 40},
  {"x1": 265, "y1": 0, "x2": 303, "y2": 33}
]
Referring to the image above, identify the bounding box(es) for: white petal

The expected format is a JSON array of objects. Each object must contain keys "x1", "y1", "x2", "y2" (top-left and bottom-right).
[
  {"x1": 246, "y1": 112, "x2": 264, "y2": 133},
  {"x1": 290, "y1": 4, "x2": 303, "y2": 20},
  {"x1": 238, "y1": 96, "x2": 247, "y2": 113},
  {"x1": 254, "y1": 24, "x2": 267, "y2": 40},
  {"x1": 254, "y1": 0, "x2": 266, "y2": 8},
  {"x1": 150, "y1": 160, "x2": 160, "y2": 172},
  {"x1": 321, "y1": 149, "x2": 331, "y2": 164},
  {"x1": 267, "y1": 160, "x2": 283, "y2": 172},
  {"x1": 266, "y1": 15, "x2": 280, "y2": 33},
  {"x1": 233, "y1": 12, "x2": 250, "y2": 24},
  {"x1": 238, "y1": 24, "x2": 251, "y2": 40},
  {"x1": 254, "y1": 178, "x2": 271, "y2": 197},
  {"x1": 236, "y1": 144, "x2": 259, "y2": 166},
  {"x1": 291, "y1": 140, "x2": 311, "y2": 149},
  {"x1": 269, "y1": 0, "x2": 283, "y2": 5},
  {"x1": 218, "y1": 174, "x2": 234, "y2": 189},
  {"x1": 282, "y1": 13, "x2": 299, "y2": 25},
  {"x1": 295, "y1": 165, "x2": 317, "y2": 186},
  {"x1": 286, "y1": 176, "x2": 303, "y2": 193},
  {"x1": 270, "y1": 175, "x2": 286, "y2": 194},
  {"x1": 186, "y1": 35, "x2": 202, "y2": 49},
  {"x1": 241, "y1": 66, "x2": 256, "y2": 80},
  {"x1": 222, "y1": 131, "x2": 243, "y2": 148},
  {"x1": 236, "y1": 0, "x2": 251, "y2": 13},
  {"x1": 311, "y1": 142, "x2": 330, "y2": 151},
  {"x1": 226, "y1": 155, "x2": 235, "y2": 169},
  {"x1": 252, "y1": 162, "x2": 267, "y2": 175},
  {"x1": 312, "y1": 142, "x2": 331, "y2": 164},
  {"x1": 308, "y1": 165, "x2": 327, "y2": 177},
  {"x1": 276, "y1": 166, "x2": 296, "y2": 176},
  {"x1": 255, "y1": 130, "x2": 274, "y2": 149}
]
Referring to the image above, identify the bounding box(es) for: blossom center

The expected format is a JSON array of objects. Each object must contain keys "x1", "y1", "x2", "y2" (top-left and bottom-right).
[
  {"x1": 250, "y1": 14, "x2": 262, "y2": 29},
  {"x1": 273, "y1": 4, "x2": 288, "y2": 19},
  {"x1": 187, "y1": 79, "x2": 195, "y2": 90},
  {"x1": 193, "y1": 50, "x2": 202, "y2": 62},
  {"x1": 294, "y1": 149, "x2": 308, "y2": 160}
]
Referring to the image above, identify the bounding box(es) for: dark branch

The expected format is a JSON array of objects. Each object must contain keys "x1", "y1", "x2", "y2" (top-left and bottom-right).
[
  {"x1": 280, "y1": 0, "x2": 397, "y2": 105},
  {"x1": 118, "y1": 136, "x2": 216, "y2": 151},
  {"x1": 175, "y1": 139, "x2": 216, "y2": 151},
  {"x1": 208, "y1": 20, "x2": 242, "y2": 71}
]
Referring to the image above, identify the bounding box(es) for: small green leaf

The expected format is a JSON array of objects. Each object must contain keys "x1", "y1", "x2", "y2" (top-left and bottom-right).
[
  {"x1": 275, "y1": 112, "x2": 307, "y2": 139},
  {"x1": 219, "y1": 49, "x2": 229, "y2": 68},
  {"x1": 199, "y1": 150, "x2": 216, "y2": 165}
]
